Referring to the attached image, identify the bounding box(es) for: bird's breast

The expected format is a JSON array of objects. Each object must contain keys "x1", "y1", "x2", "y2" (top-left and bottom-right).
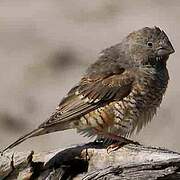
[
  {"x1": 110, "y1": 68, "x2": 169, "y2": 136},
  {"x1": 76, "y1": 68, "x2": 169, "y2": 138}
]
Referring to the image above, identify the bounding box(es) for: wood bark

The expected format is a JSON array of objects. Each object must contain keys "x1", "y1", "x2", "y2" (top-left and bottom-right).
[{"x1": 0, "y1": 141, "x2": 180, "y2": 179}]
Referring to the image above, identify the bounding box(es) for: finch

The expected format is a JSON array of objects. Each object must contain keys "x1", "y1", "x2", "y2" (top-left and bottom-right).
[{"x1": 1, "y1": 26, "x2": 175, "y2": 154}]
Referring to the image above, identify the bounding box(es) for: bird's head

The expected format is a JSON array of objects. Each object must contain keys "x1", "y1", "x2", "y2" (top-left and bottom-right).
[{"x1": 125, "y1": 27, "x2": 175, "y2": 66}]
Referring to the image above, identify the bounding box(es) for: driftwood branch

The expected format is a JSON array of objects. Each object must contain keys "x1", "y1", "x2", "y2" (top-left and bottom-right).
[{"x1": 1, "y1": 141, "x2": 180, "y2": 179}]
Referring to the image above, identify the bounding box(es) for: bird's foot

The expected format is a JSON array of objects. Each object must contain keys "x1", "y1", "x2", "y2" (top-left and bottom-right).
[
  {"x1": 94, "y1": 131, "x2": 140, "y2": 153},
  {"x1": 105, "y1": 135, "x2": 140, "y2": 154},
  {"x1": 107, "y1": 142, "x2": 126, "y2": 154}
]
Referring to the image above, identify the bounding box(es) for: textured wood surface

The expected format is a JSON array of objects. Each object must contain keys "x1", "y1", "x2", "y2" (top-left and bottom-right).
[{"x1": 1, "y1": 141, "x2": 180, "y2": 179}]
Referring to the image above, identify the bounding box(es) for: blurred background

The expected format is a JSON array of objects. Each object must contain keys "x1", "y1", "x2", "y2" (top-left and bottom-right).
[{"x1": 0, "y1": 0, "x2": 179, "y2": 152}]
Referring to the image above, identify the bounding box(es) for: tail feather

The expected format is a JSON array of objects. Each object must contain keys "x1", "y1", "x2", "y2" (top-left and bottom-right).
[
  {"x1": 1, "y1": 121, "x2": 73, "y2": 154},
  {"x1": 1, "y1": 127, "x2": 45, "y2": 154}
]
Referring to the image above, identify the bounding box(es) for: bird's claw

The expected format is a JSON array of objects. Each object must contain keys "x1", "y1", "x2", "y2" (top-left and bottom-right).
[
  {"x1": 106, "y1": 139, "x2": 140, "y2": 154},
  {"x1": 107, "y1": 142, "x2": 126, "y2": 154}
]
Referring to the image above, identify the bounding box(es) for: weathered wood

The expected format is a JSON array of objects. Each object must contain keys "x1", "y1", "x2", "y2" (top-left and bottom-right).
[{"x1": 0, "y1": 141, "x2": 180, "y2": 179}]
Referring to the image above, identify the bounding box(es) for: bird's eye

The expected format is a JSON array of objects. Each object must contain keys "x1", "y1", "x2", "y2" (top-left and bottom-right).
[{"x1": 147, "y1": 42, "x2": 153, "y2": 48}]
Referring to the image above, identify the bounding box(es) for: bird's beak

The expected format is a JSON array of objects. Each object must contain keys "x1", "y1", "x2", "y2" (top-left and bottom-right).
[{"x1": 157, "y1": 45, "x2": 175, "y2": 56}]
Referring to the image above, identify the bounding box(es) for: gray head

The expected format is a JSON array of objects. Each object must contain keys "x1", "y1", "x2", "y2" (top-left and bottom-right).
[{"x1": 125, "y1": 26, "x2": 175, "y2": 65}]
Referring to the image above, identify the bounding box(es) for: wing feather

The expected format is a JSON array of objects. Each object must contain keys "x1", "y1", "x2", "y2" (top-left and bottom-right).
[{"x1": 40, "y1": 69, "x2": 135, "y2": 128}]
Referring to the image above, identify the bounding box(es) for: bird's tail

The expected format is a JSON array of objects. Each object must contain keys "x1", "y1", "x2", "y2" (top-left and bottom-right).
[
  {"x1": 1, "y1": 120, "x2": 74, "y2": 155},
  {"x1": 1, "y1": 127, "x2": 45, "y2": 154}
]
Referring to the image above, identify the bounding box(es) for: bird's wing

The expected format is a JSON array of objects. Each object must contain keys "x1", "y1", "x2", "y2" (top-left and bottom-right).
[
  {"x1": 39, "y1": 68, "x2": 135, "y2": 128},
  {"x1": 1, "y1": 68, "x2": 135, "y2": 154}
]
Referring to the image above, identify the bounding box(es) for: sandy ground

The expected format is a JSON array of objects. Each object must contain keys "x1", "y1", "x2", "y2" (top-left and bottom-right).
[{"x1": 0, "y1": 0, "x2": 179, "y2": 153}]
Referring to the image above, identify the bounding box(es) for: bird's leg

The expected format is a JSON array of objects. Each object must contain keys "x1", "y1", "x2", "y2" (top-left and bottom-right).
[
  {"x1": 92, "y1": 128, "x2": 140, "y2": 153},
  {"x1": 94, "y1": 129, "x2": 139, "y2": 153},
  {"x1": 105, "y1": 134, "x2": 139, "y2": 154}
]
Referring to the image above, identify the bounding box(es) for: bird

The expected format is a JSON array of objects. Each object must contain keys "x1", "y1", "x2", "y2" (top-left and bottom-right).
[{"x1": 1, "y1": 26, "x2": 175, "y2": 154}]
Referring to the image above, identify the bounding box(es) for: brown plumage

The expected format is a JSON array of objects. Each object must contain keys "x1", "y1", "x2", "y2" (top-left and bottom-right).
[{"x1": 1, "y1": 27, "x2": 175, "y2": 153}]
